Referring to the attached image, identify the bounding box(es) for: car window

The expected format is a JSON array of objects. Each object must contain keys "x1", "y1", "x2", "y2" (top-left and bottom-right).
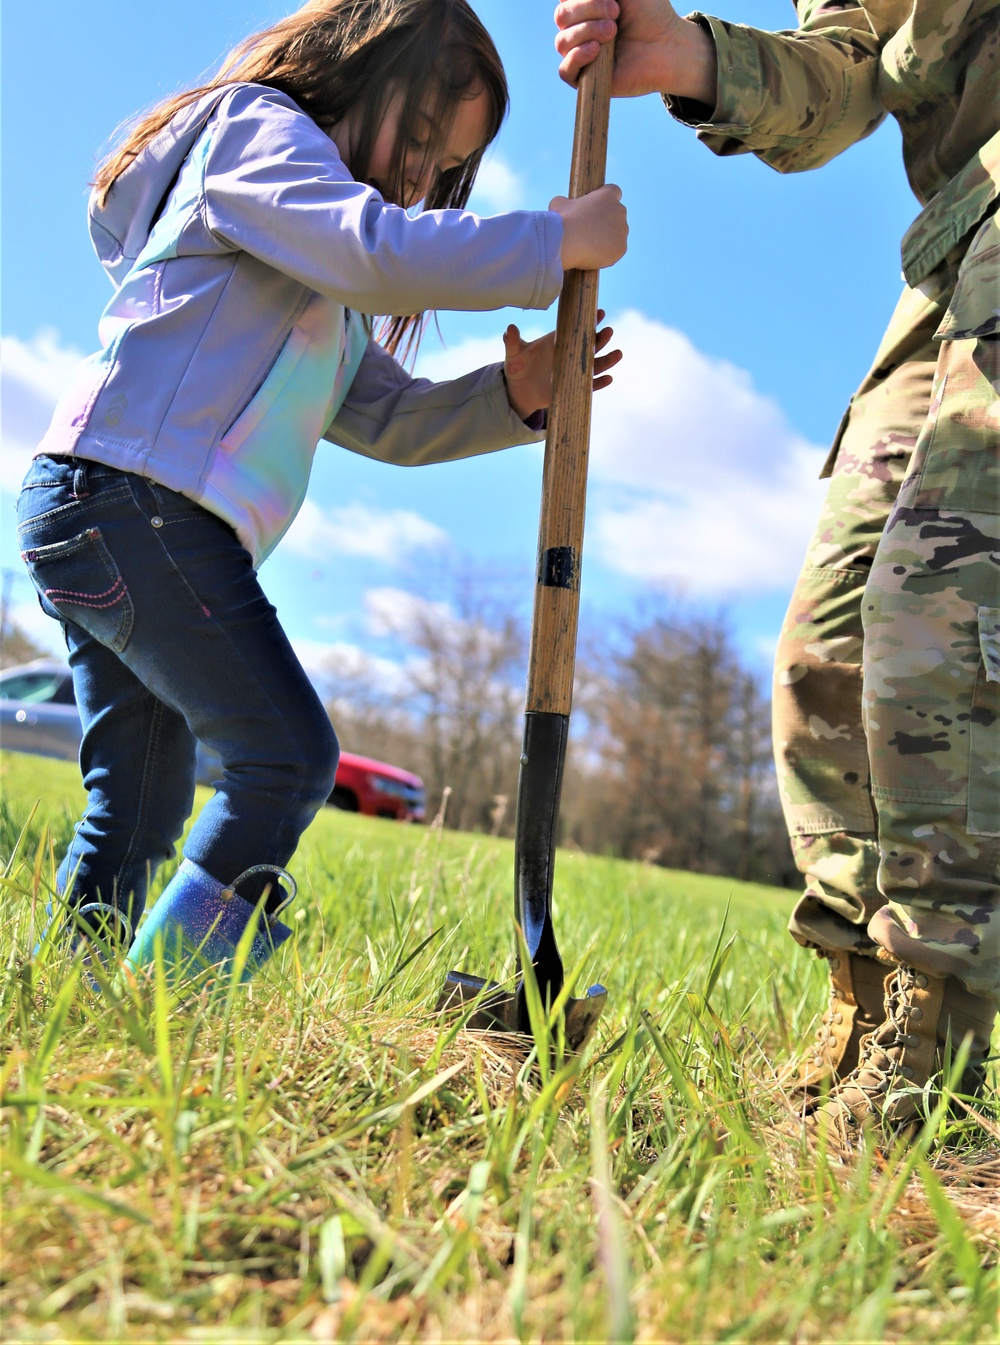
[
  {"x1": 51, "y1": 677, "x2": 77, "y2": 705},
  {"x1": 0, "y1": 672, "x2": 66, "y2": 704}
]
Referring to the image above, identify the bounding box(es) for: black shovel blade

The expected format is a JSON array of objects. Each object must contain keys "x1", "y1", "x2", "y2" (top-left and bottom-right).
[
  {"x1": 437, "y1": 969, "x2": 607, "y2": 1052},
  {"x1": 563, "y1": 982, "x2": 608, "y2": 1050}
]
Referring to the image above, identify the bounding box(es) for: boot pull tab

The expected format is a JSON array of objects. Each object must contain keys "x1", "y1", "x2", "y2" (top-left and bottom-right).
[
  {"x1": 77, "y1": 902, "x2": 134, "y2": 949},
  {"x1": 226, "y1": 864, "x2": 297, "y2": 924}
]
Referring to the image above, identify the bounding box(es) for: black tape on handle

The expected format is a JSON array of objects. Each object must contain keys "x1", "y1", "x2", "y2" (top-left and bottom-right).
[{"x1": 539, "y1": 546, "x2": 579, "y2": 591}]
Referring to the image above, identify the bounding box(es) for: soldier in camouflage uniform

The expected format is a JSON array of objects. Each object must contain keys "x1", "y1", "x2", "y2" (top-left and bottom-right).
[{"x1": 556, "y1": 0, "x2": 999, "y2": 1140}]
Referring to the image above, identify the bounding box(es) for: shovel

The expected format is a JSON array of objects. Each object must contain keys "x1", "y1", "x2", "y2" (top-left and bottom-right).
[{"x1": 438, "y1": 39, "x2": 615, "y2": 1051}]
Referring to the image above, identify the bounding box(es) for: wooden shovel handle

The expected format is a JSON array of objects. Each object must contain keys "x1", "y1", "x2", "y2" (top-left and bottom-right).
[{"x1": 525, "y1": 39, "x2": 615, "y2": 716}]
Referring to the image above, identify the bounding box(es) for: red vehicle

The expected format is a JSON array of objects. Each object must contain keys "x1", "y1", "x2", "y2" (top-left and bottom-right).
[
  {"x1": 2, "y1": 660, "x2": 425, "y2": 823},
  {"x1": 329, "y1": 751, "x2": 426, "y2": 822}
]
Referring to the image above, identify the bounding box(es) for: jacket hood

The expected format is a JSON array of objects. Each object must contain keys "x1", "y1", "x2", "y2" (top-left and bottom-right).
[{"x1": 88, "y1": 85, "x2": 245, "y2": 288}]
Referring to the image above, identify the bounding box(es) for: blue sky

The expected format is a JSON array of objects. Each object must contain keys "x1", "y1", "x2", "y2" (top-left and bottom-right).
[{"x1": 2, "y1": 0, "x2": 918, "y2": 693}]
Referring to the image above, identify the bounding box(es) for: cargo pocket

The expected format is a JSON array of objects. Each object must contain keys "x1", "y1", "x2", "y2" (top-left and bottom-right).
[
  {"x1": 21, "y1": 527, "x2": 135, "y2": 653},
  {"x1": 934, "y1": 212, "x2": 1000, "y2": 343},
  {"x1": 968, "y1": 606, "x2": 1000, "y2": 836},
  {"x1": 908, "y1": 214, "x2": 1000, "y2": 515}
]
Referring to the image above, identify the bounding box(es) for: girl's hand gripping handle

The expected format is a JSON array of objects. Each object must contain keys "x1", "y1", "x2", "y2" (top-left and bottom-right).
[{"x1": 551, "y1": 185, "x2": 628, "y2": 271}]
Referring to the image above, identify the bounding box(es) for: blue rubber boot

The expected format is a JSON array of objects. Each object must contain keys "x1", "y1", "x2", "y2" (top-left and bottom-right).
[{"x1": 123, "y1": 859, "x2": 295, "y2": 985}]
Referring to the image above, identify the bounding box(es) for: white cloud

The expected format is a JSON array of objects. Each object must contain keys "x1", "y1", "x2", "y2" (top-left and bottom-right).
[
  {"x1": 414, "y1": 324, "x2": 548, "y2": 386},
  {"x1": 410, "y1": 311, "x2": 827, "y2": 599},
  {"x1": 362, "y1": 588, "x2": 517, "y2": 696},
  {"x1": 1, "y1": 330, "x2": 85, "y2": 493},
  {"x1": 754, "y1": 632, "x2": 781, "y2": 668},
  {"x1": 313, "y1": 611, "x2": 351, "y2": 635},
  {"x1": 414, "y1": 335, "x2": 504, "y2": 384},
  {"x1": 587, "y1": 310, "x2": 828, "y2": 596},
  {"x1": 468, "y1": 154, "x2": 525, "y2": 214},
  {"x1": 364, "y1": 586, "x2": 453, "y2": 640},
  {"x1": 291, "y1": 636, "x2": 408, "y2": 696},
  {"x1": 283, "y1": 498, "x2": 447, "y2": 566}
]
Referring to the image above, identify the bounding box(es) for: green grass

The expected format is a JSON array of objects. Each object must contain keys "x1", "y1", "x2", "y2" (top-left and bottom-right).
[{"x1": 1, "y1": 749, "x2": 997, "y2": 1342}]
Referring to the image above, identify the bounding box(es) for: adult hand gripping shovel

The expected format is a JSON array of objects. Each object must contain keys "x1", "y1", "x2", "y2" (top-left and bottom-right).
[{"x1": 438, "y1": 41, "x2": 615, "y2": 1051}]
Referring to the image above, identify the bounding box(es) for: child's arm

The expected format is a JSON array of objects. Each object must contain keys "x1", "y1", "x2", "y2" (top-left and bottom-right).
[
  {"x1": 326, "y1": 310, "x2": 621, "y2": 463},
  {"x1": 201, "y1": 87, "x2": 625, "y2": 317},
  {"x1": 325, "y1": 339, "x2": 548, "y2": 465}
]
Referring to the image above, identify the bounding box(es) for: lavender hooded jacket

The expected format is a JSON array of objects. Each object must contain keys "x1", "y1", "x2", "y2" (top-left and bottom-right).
[{"x1": 37, "y1": 84, "x2": 565, "y2": 566}]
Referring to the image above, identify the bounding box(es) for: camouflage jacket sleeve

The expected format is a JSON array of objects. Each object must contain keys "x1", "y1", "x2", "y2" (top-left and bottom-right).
[{"x1": 665, "y1": 3, "x2": 886, "y2": 173}]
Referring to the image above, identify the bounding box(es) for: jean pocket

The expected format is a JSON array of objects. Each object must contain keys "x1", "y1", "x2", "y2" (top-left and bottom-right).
[{"x1": 20, "y1": 526, "x2": 135, "y2": 653}]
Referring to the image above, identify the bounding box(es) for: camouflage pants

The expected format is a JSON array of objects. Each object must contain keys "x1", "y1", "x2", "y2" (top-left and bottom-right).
[{"x1": 773, "y1": 211, "x2": 1000, "y2": 1002}]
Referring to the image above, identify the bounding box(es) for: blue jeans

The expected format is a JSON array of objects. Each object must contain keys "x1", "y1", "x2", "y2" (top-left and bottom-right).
[{"x1": 16, "y1": 454, "x2": 339, "y2": 925}]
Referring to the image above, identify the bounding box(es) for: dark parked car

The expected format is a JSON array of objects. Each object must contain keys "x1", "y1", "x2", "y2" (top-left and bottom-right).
[
  {"x1": 0, "y1": 660, "x2": 83, "y2": 761},
  {"x1": 0, "y1": 660, "x2": 425, "y2": 821}
]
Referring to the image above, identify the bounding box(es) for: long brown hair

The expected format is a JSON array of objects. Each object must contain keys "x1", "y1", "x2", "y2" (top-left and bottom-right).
[{"x1": 93, "y1": 0, "x2": 508, "y2": 358}]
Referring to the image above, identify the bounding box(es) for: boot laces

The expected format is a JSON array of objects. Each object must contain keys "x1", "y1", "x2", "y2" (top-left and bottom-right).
[
  {"x1": 852, "y1": 964, "x2": 924, "y2": 1097},
  {"x1": 814, "y1": 953, "x2": 845, "y2": 1049}
]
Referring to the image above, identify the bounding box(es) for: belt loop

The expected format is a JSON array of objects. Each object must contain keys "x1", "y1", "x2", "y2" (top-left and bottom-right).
[{"x1": 72, "y1": 459, "x2": 89, "y2": 499}]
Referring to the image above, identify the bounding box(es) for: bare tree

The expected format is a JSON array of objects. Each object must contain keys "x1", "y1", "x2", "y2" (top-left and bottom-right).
[
  {"x1": 1, "y1": 568, "x2": 50, "y2": 669},
  {"x1": 320, "y1": 567, "x2": 528, "y2": 834},
  {"x1": 315, "y1": 569, "x2": 795, "y2": 883},
  {"x1": 563, "y1": 609, "x2": 792, "y2": 883},
  {"x1": 390, "y1": 579, "x2": 525, "y2": 831},
  {"x1": 0, "y1": 622, "x2": 50, "y2": 670}
]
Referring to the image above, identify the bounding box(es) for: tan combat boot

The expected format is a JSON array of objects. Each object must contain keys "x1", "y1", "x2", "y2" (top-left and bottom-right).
[
  {"x1": 813, "y1": 963, "x2": 996, "y2": 1147},
  {"x1": 788, "y1": 950, "x2": 885, "y2": 1096}
]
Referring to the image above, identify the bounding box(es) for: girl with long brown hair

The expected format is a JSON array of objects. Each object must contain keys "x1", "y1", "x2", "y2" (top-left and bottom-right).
[{"x1": 19, "y1": 0, "x2": 627, "y2": 988}]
